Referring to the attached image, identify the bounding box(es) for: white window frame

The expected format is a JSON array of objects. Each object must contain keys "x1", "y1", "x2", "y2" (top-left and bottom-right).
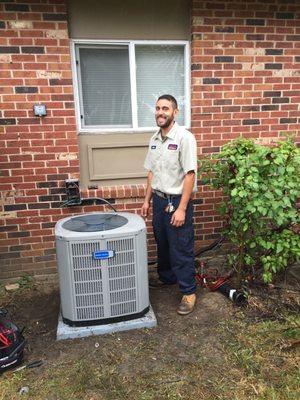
[{"x1": 71, "y1": 39, "x2": 191, "y2": 134}]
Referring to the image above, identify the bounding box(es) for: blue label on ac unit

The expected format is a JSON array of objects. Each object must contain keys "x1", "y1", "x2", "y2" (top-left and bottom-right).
[{"x1": 93, "y1": 250, "x2": 115, "y2": 260}]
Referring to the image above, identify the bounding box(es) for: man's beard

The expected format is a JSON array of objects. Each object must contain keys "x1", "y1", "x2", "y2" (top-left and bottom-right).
[{"x1": 156, "y1": 115, "x2": 174, "y2": 128}]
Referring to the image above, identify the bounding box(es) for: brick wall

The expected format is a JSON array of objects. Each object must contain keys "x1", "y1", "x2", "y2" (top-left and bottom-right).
[
  {"x1": 191, "y1": 0, "x2": 300, "y2": 242},
  {"x1": 0, "y1": 0, "x2": 79, "y2": 280},
  {"x1": 0, "y1": 0, "x2": 299, "y2": 281}
]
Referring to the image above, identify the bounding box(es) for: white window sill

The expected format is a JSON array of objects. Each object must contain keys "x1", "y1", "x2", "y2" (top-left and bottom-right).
[
  {"x1": 78, "y1": 125, "x2": 191, "y2": 135},
  {"x1": 78, "y1": 127, "x2": 157, "y2": 135}
]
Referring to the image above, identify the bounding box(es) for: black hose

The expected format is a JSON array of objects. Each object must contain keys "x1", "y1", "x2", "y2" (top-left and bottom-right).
[
  {"x1": 79, "y1": 197, "x2": 117, "y2": 212},
  {"x1": 195, "y1": 235, "x2": 224, "y2": 257},
  {"x1": 217, "y1": 281, "x2": 247, "y2": 306},
  {"x1": 148, "y1": 236, "x2": 224, "y2": 266},
  {"x1": 61, "y1": 197, "x2": 117, "y2": 212}
]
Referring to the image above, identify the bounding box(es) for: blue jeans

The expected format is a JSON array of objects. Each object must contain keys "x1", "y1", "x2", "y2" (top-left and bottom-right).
[{"x1": 152, "y1": 193, "x2": 196, "y2": 295}]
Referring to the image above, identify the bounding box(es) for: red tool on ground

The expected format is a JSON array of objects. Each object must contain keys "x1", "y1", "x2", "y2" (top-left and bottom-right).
[
  {"x1": 195, "y1": 261, "x2": 247, "y2": 306},
  {"x1": 0, "y1": 309, "x2": 25, "y2": 372}
]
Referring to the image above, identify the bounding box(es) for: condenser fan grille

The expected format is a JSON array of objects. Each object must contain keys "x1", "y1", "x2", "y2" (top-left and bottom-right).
[
  {"x1": 107, "y1": 238, "x2": 137, "y2": 317},
  {"x1": 77, "y1": 307, "x2": 104, "y2": 320},
  {"x1": 73, "y1": 268, "x2": 102, "y2": 283},
  {"x1": 72, "y1": 241, "x2": 105, "y2": 320},
  {"x1": 62, "y1": 214, "x2": 128, "y2": 232},
  {"x1": 70, "y1": 237, "x2": 137, "y2": 321}
]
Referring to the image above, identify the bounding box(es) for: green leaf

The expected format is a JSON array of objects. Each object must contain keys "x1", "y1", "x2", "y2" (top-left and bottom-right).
[
  {"x1": 238, "y1": 190, "x2": 247, "y2": 198},
  {"x1": 276, "y1": 243, "x2": 283, "y2": 253},
  {"x1": 231, "y1": 188, "x2": 238, "y2": 197}
]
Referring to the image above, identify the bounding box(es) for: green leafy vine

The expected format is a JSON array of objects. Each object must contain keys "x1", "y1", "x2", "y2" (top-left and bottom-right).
[{"x1": 200, "y1": 136, "x2": 300, "y2": 286}]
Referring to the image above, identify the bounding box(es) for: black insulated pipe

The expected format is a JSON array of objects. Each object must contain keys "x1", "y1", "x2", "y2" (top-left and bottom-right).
[{"x1": 217, "y1": 282, "x2": 247, "y2": 306}]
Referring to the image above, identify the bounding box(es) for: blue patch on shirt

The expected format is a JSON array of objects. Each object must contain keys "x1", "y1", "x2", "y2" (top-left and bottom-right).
[{"x1": 151, "y1": 145, "x2": 156, "y2": 149}]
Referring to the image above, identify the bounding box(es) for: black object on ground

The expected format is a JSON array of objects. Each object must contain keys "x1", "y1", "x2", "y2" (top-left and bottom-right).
[
  {"x1": 0, "y1": 309, "x2": 26, "y2": 373},
  {"x1": 216, "y1": 281, "x2": 247, "y2": 306}
]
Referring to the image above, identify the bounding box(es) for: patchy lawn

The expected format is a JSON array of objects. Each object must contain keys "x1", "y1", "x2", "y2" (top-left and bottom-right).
[{"x1": 0, "y1": 272, "x2": 299, "y2": 400}]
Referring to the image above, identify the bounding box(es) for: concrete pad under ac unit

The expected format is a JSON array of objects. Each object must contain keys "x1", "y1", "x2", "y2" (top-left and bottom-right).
[{"x1": 56, "y1": 305, "x2": 157, "y2": 340}]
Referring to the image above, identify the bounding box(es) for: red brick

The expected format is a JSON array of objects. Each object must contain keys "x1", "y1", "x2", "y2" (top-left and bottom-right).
[
  {"x1": 31, "y1": 5, "x2": 55, "y2": 13},
  {"x1": 0, "y1": 87, "x2": 15, "y2": 96},
  {"x1": 23, "y1": 63, "x2": 47, "y2": 70},
  {"x1": 13, "y1": 183, "x2": 35, "y2": 190},
  {"x1": 0, "y1": 30, "x2": 18, "y2": 38},
  {"x1": 32, "y1": 22, "x2": 56, "y2": 29},
  {"x1": 0, "y1": 78, "x2": 24, "y2": 86},
  {"x1": 31, "y1": 229, "x2": 53, "y2": 237},
  {"x1": 23, "y1": 174, "x2": 46, "y2": 182},
  {"x1": 9, "y1": 38, "x2": 33, "y2": 46}
]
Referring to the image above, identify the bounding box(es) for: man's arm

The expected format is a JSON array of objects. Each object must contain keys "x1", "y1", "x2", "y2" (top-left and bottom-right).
[
  {"x1": 141, "y1": 171, "x2": 153, "y2": 217},
  {"x1": 170, "y1": 170, "x2": 195, "y2": 227}
]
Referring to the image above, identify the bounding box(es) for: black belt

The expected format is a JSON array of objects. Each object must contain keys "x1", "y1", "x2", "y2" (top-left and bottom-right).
[{"x1": 153, "y1": 190, "x2": 181, "y2": 199}]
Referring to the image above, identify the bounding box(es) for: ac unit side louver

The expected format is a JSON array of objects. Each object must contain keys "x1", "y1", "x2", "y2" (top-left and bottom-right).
[{"x1": 55, "y1": 212, "x2": 149, "y2": 326}]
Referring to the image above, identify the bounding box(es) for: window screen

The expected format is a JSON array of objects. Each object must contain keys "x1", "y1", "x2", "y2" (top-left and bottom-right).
[
  {"x1": 135, "y1": 45, "x2": 185, "y2": 127},
  {"x1": 79, "y1": 46, "x2": 132, "y2": 127}
]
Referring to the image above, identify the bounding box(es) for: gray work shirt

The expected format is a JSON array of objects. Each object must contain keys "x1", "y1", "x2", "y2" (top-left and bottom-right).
[{"x1": 144, "y1": 122, "x2": 197, "y2": 195}]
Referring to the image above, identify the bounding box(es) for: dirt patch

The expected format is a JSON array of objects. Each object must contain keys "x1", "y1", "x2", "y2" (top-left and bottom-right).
[
  {"x1": 1, "y1": 264, "x2": 299, "y2": 400},
  {"x1": 2, "y1": 278, "x2": 233, "y2": 363}
]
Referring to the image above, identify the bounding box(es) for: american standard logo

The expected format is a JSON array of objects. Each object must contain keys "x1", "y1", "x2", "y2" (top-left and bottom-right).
[{"x1": 92, "y1": 250, "x2": 115, "y2": 260}]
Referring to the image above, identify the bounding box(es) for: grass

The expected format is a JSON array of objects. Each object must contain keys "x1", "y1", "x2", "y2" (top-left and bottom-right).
[
  {"x1": 17, "y1": 274, "x2": 34, "y2": 290},
  {"x1": 218, "y1": 315, "x2": 300, "y2": 400},
  {"x1": 1, "y1": 315, "x2": 299, "y2": 400}
]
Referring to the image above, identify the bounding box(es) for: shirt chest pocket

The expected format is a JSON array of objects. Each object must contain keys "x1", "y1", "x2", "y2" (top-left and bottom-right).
[{"x1": 163, "y1": 149, "x2": 181, "y2": 169}]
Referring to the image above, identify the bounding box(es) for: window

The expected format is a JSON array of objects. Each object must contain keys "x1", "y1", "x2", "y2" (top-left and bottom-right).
[{"x1": 73, "y1": 41, "x2": 190, "y2": 132}]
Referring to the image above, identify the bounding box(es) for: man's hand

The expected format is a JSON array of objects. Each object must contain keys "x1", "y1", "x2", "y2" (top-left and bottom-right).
[
  {"x1": 170, "y1": 208, "x2": 186, "y2": 227},
  {"x1": 141, "y1": 201, "x2": 150, "y2": 218},
  {"x1": 141, "y1": 171, "x2": 153, "y2": 218}
]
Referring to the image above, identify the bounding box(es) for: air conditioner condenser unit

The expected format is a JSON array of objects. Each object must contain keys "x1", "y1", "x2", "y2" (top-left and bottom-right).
[{"x1": 55, "y1": 212, "x2": 149, "y2": 327}]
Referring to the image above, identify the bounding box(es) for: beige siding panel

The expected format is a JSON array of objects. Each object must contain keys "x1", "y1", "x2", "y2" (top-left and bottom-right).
[
  {"x1": 68, "y1": 0, "x2": 190, "y2": 40},
  {"x1": 88, "y1": 143, "x2": 148, "y2": 180},
  {"x1": 79, "y1": 133, "x2": 152, "y2": 188}
]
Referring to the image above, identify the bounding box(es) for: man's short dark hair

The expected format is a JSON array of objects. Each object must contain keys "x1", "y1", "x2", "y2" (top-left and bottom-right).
[{"x1": 157, "y1": 94, "x2": 178, "y2": 110}]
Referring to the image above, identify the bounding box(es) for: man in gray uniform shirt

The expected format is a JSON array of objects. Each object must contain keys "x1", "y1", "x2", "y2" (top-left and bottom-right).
[{"x1": 141, "y1": 94, "x2": 197, "y2": 315}]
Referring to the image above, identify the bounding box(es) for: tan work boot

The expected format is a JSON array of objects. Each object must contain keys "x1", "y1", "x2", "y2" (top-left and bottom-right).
[{"x1": 177, "y1": 294, "x2": 196, "y2": 315}]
